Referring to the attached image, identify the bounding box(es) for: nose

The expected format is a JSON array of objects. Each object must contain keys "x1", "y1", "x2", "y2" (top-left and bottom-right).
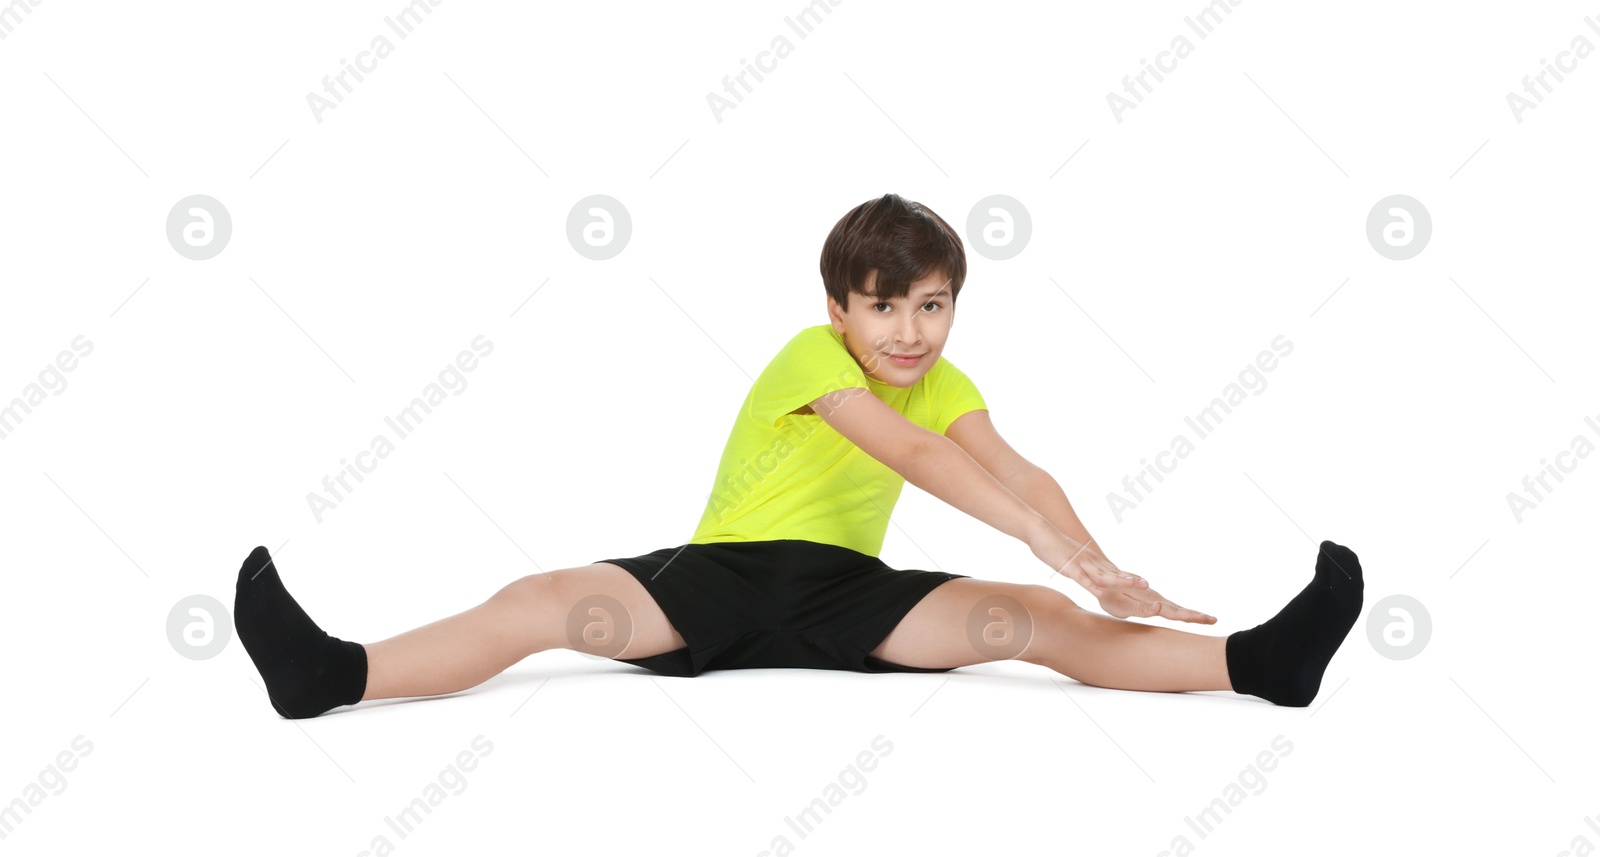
[{"x1": 896, "y1": 315, "x2": 920, "y2": 351}]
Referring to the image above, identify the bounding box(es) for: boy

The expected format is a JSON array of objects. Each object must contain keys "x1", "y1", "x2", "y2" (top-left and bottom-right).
[{"x1": 234, "y1": 193, "x2": 1363, "y2": 720}]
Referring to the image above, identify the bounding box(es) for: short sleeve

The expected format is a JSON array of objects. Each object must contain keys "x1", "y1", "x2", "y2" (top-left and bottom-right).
[
  {"x1": 748, "y1": 327, "x2": 871, "y2": 427},
  {"x1": 927, "y1": 356, "x2": 987, "y2": 435}
]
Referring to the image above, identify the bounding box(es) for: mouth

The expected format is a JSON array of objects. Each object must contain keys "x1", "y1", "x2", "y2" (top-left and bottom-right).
[{"x1": 888, "y1": 352, "x2": 925, "y2": 367}]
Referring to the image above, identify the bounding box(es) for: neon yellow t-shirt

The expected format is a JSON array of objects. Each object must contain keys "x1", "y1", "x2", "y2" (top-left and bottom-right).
[{"x1": 688, "y1": 323, "x2": 987, "y2": 557}]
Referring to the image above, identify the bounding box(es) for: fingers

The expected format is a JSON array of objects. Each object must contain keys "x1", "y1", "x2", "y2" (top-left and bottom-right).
[
  {"x1": 1113, "y1": 590, "x2": 1216, "y2": 624},
  {"x1": 1154, "y1": 599, "x2": 1216, "y2": 624}
]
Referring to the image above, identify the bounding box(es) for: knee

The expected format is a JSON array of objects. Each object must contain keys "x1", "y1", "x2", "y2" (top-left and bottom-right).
[
  {"x1": 1013, "y1": 584, "x2": 1087, "y2": 665},
  {"x1": 486, "y1": 572, "x2": 570, "y2": 630},
  {"x1": 486, "y1": 571, "x2": 574, "y2": 650}
]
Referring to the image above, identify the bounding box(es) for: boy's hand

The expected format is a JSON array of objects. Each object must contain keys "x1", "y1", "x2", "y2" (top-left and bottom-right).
[
  {"x1": 1027, "y1": 521, "x2": 1146, "y2": 598},
  {"x1": 1097, "y1": 585, "x2": 1217, "y2": 624},
  {"x1": 1025, "y1": 521, "x2": 1216, "y2": 624}
]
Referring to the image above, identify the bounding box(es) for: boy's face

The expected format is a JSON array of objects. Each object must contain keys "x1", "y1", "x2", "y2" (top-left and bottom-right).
[{"x1": 827, "y1": 269, "x2": 954, "y2": 389}]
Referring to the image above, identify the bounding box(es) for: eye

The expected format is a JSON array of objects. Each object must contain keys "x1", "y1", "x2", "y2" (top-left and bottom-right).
[
  {"x1": 922, "y1": 301, "x2": 943, "y2": 312},
  {"x1": 872, "y1": 302, "x2": 892, "y2": 313}
]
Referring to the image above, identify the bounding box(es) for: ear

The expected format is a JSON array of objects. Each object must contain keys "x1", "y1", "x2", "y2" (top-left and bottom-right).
[{"x1": 827, "y1": 294, "x2": 845, "y2": 331}]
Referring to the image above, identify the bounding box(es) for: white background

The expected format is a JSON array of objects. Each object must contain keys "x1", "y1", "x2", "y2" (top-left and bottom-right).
[{"x1": 2, "y1": 1, "x2": 1597, "y2": 854}]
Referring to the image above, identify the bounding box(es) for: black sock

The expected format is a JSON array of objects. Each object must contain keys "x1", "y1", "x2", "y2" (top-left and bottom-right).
[
  {"x1": 234, "y1": 545, "x2": 367, "y2": 719},
  {"x1": 1225, "y1": 540, "x2": 1364, "y2": 707}
]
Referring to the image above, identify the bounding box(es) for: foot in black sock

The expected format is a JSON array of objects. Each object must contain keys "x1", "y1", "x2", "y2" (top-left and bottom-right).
[
  {"x1": 1225, "y1": 540, "x2": 1364, "y2": 707},
  {"x1": 234, "y1": 545, "x2": 368, "y2": 719}
]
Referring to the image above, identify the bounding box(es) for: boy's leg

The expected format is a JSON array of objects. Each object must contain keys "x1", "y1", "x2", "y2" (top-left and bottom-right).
[
  {"x1": 869, "y1": 541, "x2": 1363, "y2": 706},
  {"x1": 869, "y1": 579, "x2": 1230, "y2": 690},
  {"x1": 362, "y1": 562, "x2": 687, "y2": 701},
  {"x1": 235, "y1": 545, "x2": 685, "y2": 718}
]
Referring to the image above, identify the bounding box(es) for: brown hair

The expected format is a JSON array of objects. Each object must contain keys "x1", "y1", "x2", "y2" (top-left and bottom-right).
[{"x1": 819, "y1": 193, "x2": 966, "y2": 313}]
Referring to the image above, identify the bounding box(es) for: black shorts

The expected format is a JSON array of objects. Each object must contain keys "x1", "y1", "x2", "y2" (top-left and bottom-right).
[{"x1": 591, "y1": 538, "x2": 971, "y2": 678}]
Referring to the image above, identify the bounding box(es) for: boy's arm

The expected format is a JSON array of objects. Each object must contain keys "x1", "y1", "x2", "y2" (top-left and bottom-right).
[
  {"x1": 810, "y1": 387, "x2": 1142, "y2": 596},
  {"x1": 942, "y1": 409, "x2": 1112, "y2": 564},
  {"x1": 941, "y1": 408, "x2": 1215, "y2": 624}
]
